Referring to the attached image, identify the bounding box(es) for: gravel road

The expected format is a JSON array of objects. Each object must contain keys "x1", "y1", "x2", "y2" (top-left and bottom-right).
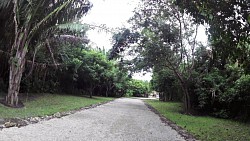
[{"x1": 0, "y1": 98, "x2": 185, "y2": 141}]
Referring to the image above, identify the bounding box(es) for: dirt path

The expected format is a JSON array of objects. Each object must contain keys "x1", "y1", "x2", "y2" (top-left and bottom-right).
[{"x1": 0, "y1": 98, "x2": 185, "y2": 141}]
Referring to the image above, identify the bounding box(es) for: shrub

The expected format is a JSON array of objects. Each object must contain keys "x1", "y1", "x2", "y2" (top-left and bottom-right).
[{"x1": 223, "y1": 75, "x2": 250, "y2": 120}]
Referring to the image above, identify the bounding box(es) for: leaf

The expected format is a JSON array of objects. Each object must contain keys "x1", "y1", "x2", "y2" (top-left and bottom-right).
[{"x1": 209, "y1": 14, "x2": 213, "y2": 20}]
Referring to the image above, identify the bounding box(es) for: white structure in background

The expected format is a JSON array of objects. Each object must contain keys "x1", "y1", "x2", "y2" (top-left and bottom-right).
[{"x1": 149, "y1": 91, "x2": 159, "y2": 99}]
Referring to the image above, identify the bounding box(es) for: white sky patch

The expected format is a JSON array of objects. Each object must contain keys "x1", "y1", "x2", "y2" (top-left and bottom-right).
[
  {"x1": 132, "y1": 71, "x2": 152, "y2": 82},
  {"x1": 197, "y1": 25, "x2": 208, "y2": 44},
  {"x1": 82, "y1": 0, "x2": 140, "y2": 50}
]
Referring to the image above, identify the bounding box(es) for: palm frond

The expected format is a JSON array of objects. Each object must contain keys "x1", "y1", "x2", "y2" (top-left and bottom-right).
[
  {"x1": 0, "y1": 0, "x2": 12, "y2": 9},
  {"x1": 56, "y1": 22, "x2": 89, "y2": 36}
]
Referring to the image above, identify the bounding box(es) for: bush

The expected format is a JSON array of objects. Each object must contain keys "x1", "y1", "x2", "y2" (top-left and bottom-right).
[
  {"x1": 194, "y1": 69, "x2": 226, "y2": 112},
  {"x1": 192, "y1": 65, "x2": 250, "y2": 120},
  {"x1": 223, "y1": 75, "x2": 250, "y2": 120}
]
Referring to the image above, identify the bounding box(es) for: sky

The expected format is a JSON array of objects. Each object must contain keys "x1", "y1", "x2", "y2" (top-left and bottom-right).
[
  {"x1": 81, "y1": 0, "x2": 208, "y2": 81},
  {"x1": 82, "y1": 0, "x2": 140, "y2": 50}
]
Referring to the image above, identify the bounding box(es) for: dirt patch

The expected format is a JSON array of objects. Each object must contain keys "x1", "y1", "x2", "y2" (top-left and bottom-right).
[{"x1": 144, "y1": 102, "x2": 199, "y2": 141}]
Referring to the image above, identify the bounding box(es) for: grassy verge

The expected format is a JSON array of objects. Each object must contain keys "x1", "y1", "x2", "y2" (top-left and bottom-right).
[
  {"x1": 145, "y1": 100, "x2": 250, "y2": 141},
  {"x1": 0, "y1": 94, "x2": 114, "y2": 119}
]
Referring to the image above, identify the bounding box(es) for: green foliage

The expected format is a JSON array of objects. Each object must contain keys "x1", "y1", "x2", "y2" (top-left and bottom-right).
[
  {"x1": 192, "y1": 62, "x2": 250, "y2": 119},
  {"x1": 109, "y1": 29, "x2": 140, "y2": 59},
  {"x1": 222, "y1": 75, "x2": 250, "y2": 120},
  {"x1": 145, "y1": 100, "x2": 250, "y2": 141},
  {"x1": 57, "y1": 47, "x2": 130, "y2": 97},
  {"x1": 176, "y1": 0, "x2": 250, "y2": 71},
  {"x1": 229, "y1": 75, "x2": 250, "y2": 102},
  {"x1": 194, "y1": 69, "x2": 225, "y2": 109},
  {"x1": 151, "y1": 68, "x2": 181, "y2": 101},
  {"x1": 56, "y1": 23, "x2": 89, "y2": 36},
  {"x1": 16, "y1": 28, "x2": 132, "y2": 98},
  {"x1": 126, "y1": 79, "x2": 149, "y2": 97}
]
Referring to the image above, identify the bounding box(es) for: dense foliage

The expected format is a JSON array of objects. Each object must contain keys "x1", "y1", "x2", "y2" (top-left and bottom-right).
[
  {"x1": 0, "y1": 35, "x2": 134, "y2": 98},
  {"x1": 126, "y1": 79, "x2": 150, "y2": 97}
]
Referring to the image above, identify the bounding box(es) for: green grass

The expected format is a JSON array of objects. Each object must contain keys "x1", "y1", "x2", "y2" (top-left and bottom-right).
[
  {"x1": 145, "y1": 100, "x2": 250, "y2": 141},
  {"x1": 0, "y1": 94, "x2": 114, "y2": 119}
]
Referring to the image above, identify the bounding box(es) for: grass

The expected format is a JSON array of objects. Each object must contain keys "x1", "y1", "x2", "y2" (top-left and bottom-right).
[
  {"x1": 0, "y1": 94, "x2": 114, "y2": 119},
  {"x1": 145, "y1": 100, "x2": 250, "y2": 141}
]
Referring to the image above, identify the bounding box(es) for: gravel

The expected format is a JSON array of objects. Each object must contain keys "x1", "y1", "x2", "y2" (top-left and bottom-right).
[{"x1": 0, "y1": 98, "x2": 185, "y2": 141}]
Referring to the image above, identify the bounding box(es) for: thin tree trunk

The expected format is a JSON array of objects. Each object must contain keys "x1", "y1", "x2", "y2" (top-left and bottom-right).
[
  {"x1": 90, "y1": 90, "x2": 92, "y2": 98},
  {"x1": 180, "y1": 82, "x2": 191, "y2": 113},
  {"x1": 169, "y1": 89, "x2": 172, "y2": 101},
  {"x1": 105, "y1": 86, "x2": 109, "y2": 97},
  {"x1": 164, "y1": 92, "x2": 167, "y2": 101},
  {"x1": 89, "y1": 84, "x2": 95, "y2": 98}
]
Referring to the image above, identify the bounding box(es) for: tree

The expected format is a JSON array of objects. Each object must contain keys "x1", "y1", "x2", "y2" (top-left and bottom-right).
[
  {"x1": 110, "y1": 0, "x2": 200, "y2": 113},
  {"x1": 176, "y1": 0, "x2": 250, "y2": 70},
  {"x1": 0, "y1": 0, "x2": 91, "y2": 107},
  {"x1": 174, "y1": 0, "x2": 250, "y2": 119}
]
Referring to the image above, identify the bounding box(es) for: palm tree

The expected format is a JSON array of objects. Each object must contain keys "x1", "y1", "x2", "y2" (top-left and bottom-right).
[{"x1": 0, "y1": 0, "x2": 91, "y2": 107}]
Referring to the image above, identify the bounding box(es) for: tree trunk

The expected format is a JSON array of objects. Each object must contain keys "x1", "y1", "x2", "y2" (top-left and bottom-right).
[
  {"x1": 105, "y1": 86, "x2": 109, "y2": 97},
  {"x1": 170, "y1": 66, "x2": 191, "y2": 113},
  {"x1": 180, "y1": 82, "x2": 191, "y2": 113},
  {"x1": 5, "y1": 1, "x2": 30, "y2": 107},
  {"x1": 90, "y1": 90, "x2": 92, "y2": 98},
  {"x1": 164, "y1": 92, "x2": 167, "y2": 101},
  {"x1": 89, "y1": 84, "x2": 95, "y2": 98},
  {"x1": 169, "y1": 90, "x2": 172, "y2": 101},
  {"x1": 6, "y1": 45, "x2": 28, "y2": 107}
]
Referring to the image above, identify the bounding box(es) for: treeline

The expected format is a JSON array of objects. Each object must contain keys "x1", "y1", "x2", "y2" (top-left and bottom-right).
[
  {"x1": 0, "y1": 35, "x2": 150, "y2": 98},
  {"x1": 0, "y1": 44, "x2": 127, "y2": 97},
  {"x1": 110, "y1": 0, "x2": 250, "y2": 121}
]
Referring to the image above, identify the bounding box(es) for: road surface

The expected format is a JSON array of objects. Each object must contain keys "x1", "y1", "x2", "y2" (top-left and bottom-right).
[{"x1": 0, "y1": 98, "x2": 185, "y2": 141}]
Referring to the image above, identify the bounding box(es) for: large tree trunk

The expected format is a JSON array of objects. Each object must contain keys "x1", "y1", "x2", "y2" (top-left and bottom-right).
[
  {"x1": 6, "y1": 2, "x2": 30, "y2": 106},
  {"x1": 6, "y1": 45, "x2": 28, "y2": 107},
  {"x1": 5, "y1": 0, "x2": 29, "y2": 107}
]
